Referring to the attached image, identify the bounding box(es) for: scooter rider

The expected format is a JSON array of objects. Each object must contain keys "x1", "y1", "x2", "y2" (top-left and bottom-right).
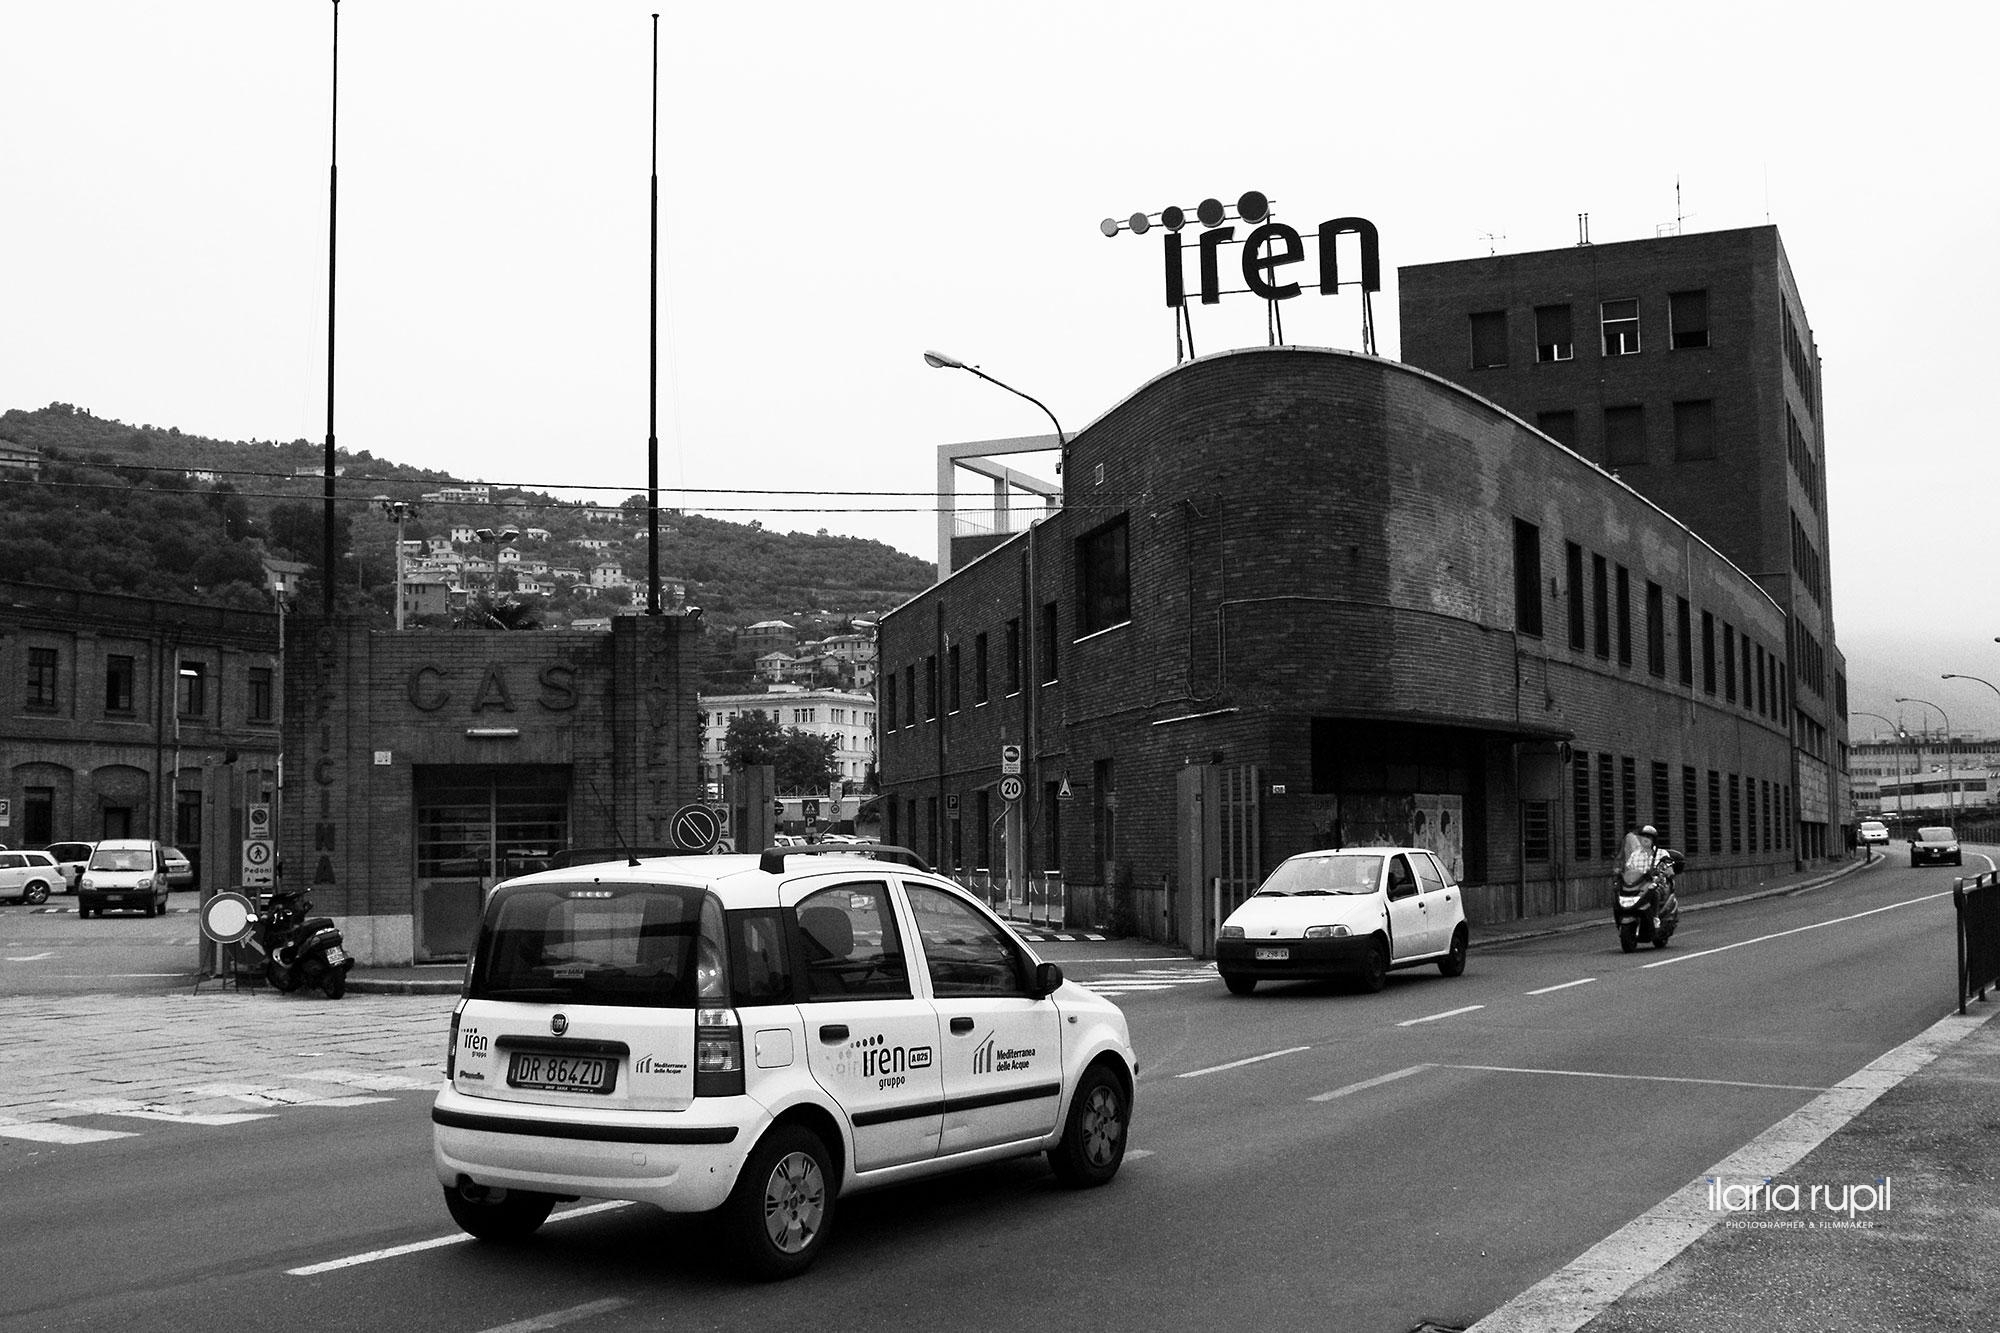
[{"x1": 1635, "y1": 825, "x2": 1686, "y2": 879}]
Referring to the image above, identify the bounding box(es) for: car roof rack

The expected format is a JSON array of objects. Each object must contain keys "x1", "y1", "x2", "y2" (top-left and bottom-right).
[{"x1": 758, "y1": 843, "x2": 931, "y2": 875}]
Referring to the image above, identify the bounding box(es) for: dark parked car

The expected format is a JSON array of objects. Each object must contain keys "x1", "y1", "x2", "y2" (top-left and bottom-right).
[{"x1": 1910, "y1": 827, "x2": 1962, "y2": 867}]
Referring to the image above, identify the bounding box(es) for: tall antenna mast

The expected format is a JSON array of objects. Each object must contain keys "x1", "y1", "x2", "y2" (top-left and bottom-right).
[
  {"x1": 322, "y1": 0, "x2": 341, "y2": 617},
  {"x1": 646, "y1": 13, "x2": 662, "y2": 616}
]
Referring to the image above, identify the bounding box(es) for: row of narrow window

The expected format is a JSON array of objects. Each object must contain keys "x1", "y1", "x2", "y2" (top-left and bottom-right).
[
  {"x1": 1535, "y1": 399, "x2": 1715, "y2": 466},
  {"x1": 1544, "y1": 756, "x2": 1792, "y2": 862},
  {"x1": 1469, "y1": 290, "x2": 1710, "y2": 369},
  {"x1": 16, "y1": 650, "x2": 269, "y2": 722}
]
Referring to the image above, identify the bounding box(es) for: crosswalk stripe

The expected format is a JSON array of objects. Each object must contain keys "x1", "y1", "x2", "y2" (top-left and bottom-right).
[{"x1": 0, "y1": 1123, "x2": 138, "y2": 1143}]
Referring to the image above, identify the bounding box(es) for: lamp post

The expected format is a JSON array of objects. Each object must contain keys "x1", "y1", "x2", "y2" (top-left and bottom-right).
[
  {"x1": 924, "y1": 350, "x2": 1069, "y2": 896},
  {"x1": 1896, "y1": 695, "x2": 1954, "y2": 822},
  {"x1": 474, "y1": 526, "x2": 519, "y2": 593},
  {"x1": 380, "y1": 500, "x2": 414, "y2": 630},
  {"x1": 1851, "y1": 710, "x2": 1901, "y2": 828}
]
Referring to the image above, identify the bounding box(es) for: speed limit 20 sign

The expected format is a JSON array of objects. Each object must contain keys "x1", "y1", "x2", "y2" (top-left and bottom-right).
[{"x1": 998, "y1": 775, "x2": 1023, "y2": 803}]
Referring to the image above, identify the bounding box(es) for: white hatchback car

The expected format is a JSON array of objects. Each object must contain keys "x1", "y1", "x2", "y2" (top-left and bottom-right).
[
  {"x1": 432, "y1": 845, "x2": 1137, "y2": 1278},
  {"x1": 1215, "y1": 846, "x2": 1469, "y2": 994}
]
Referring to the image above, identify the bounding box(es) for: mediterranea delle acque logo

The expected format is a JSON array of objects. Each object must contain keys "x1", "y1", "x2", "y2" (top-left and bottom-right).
[{"x1": 1706, "y1": 1175, "x2": 1892, "y2": 1227}]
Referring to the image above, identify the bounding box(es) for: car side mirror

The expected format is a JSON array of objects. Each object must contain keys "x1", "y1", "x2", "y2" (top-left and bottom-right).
[{"x1": 1034, "y1": 961, "x2": 1064, "y2": 997}]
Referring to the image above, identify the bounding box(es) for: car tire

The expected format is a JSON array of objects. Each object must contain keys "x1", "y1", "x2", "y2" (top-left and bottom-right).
[
  {"x1": 442, "y1": 1183, "x2": 556, "y2": 1241},
  {"x1": 1619, "y1": 922, "x2": 1639, "y2": 954},
  {"x1": 1221, "y1": 972, "x2": 1257, "y2": 995},
  {"x1": 1357, "y1": 940, "x2": 1389, "y2": 992},
  {"x1": 321, "y1": 970, "x2": 347, "y2": 1000},
  {"x1": 725, "y1": 1124, "x2": 835, "y2": 1280},
  {"x1": 1047, "y1": 1062, "x2": 1129, "y2": 1189},
  {"x1": 1437, "y1": 925, "x2": 1468, "y2": 976},
  {"x1": 24, "y1": 881, "x2": 50, "y2": 906},
  {"x1": 78, "y1": 905, "x2": 93, "y2": 919}
]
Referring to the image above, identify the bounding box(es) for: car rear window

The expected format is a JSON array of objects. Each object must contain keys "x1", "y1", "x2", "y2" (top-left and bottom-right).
[{"x1": 469, "y1": 881, "x2": 713, "y2": 1007}]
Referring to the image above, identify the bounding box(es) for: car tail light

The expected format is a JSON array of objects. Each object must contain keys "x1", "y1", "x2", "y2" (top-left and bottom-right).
[
  {"x1": 695, "y1": 1007, "x2": 744, "y2": 1097},
  {"x1": 446, "y1": 1002, "x2": 462, "y2": 1080}
]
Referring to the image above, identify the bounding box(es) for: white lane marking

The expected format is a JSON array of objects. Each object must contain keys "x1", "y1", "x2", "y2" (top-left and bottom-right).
[
  {"x1": 53, "y1": 973, "x2": 189, "y2": 978},
  {"x1": 47, "y1": 1098, "x2": 273, "y2": 1126},
  {"x1": 1176, "y1": 1045, "x2": 1312, "y2": 1078},
  {"x1": 0, "y1": 1123, "x2": 138, "y2": 1144},
  {"x1": 1466, "y1": 1006, "x2": 1998, "y2": 1333},
  {"x1": 477, "y1": 1299, "x2": 632, "y2": 1333},
  {"x1": 1310, "y1": 1064, "x2": 1434, "y2": 1102},
  {"x1": 1641, "y1": 891, "x2": 1950, "y2": 969},
  {"x1": 4, "y1": 952, "x2": 54, "y2": 962},
  {"x1": 287, "y1": 1201, "x2": 632, "y2": 1275},
  {"x1": 1124, "y1": 1148, "x2": 1156, "y2": 1161},
  {"x1": 1526, "y1": 978, "x2": 1596, "y2": 995},
  {"x1": 1398, "y1": 1004, "x2": 1485, "y2": 1026},
  {"x1": 1446, "y1": 1063, "x2": 1829, "y2": 1092}
]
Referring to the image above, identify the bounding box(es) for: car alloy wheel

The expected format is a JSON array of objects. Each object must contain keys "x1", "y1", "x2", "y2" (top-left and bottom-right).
[
  {"x1": 727, "y1": 1124, "x2": 834, "y2": 1280},
  {"x1": 1048, "y1": 1063, "x2": 1128, "y2": 1187},
  {"x1": 1437, "y1": 925, "x2": 1468, "y2": 977}
]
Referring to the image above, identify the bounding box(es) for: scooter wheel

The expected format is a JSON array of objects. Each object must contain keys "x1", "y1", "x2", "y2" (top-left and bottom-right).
[
  {"x1": 1653, "y1": 928, "x2": 1673, "y2": 950},
  {"x1": 321, "y1": 971, "x2": 347, "y2": 999},
  {"x1": 266, "y1": 962, "x2": 297, "y2": 993},
  {"x1": 1618, "y1": 923, "x2": 1639, "y2": 954}
]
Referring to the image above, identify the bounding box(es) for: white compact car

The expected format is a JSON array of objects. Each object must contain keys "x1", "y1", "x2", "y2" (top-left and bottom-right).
[
  {"x1": 1215, "y1": 846, "x2": 1469, "y2": 994},
  {"x1": 432, "y1": 845, "x2": 1136, "y2": 1278}
]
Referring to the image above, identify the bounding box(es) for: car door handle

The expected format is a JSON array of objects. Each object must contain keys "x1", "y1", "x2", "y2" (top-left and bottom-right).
[
  {"x1": 950, "y1": 1016, "x2": 975, "y2": 1035},
  {"x1": 818, "y1": 1024, "x2": 849, "y2": 1043}
]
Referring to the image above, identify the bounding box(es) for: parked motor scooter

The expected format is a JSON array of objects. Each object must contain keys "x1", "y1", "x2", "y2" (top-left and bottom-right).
[
  {"x1": 1612, "y1": 828, "x2": 1682, "y2": 953},
  {"x1": 254, "y1": 888, "x2": 355, "y2": 998}
]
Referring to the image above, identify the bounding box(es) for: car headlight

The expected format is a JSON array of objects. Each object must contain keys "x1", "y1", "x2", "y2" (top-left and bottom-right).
[
  {"x1": 136, "y1": 876, "x2": 154, "y2": 889},
  {"x1": 1303, "y1": 924, "x2": 1351, "y2": 939},
  {"x1": 1217, "y1": 925, "x2": 1244, "y2": 940},
  {"x1": 79, "y1": 875, "x2": 95, "y2": 890}
]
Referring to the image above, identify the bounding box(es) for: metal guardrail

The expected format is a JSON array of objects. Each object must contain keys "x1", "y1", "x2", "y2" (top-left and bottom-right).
[
  {"x1": 1954, "y1": 870, "x2": 2000, "y2": 1014},
  {"x1": 956, "y1": 868, "x2": 1066, "y2": 931}
]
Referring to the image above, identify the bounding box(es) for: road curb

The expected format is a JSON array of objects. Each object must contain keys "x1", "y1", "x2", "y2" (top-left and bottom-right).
[{"x1": 1464, "y1": 998, "x2": 2000, "y2": 1333}]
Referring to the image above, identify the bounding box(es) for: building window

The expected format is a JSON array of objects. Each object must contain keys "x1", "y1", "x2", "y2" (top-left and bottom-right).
[
  {"x1": 948, "y1": 644, "x2": 961, "y2": 713},
  {"x1": 1723, "y1": 624, "x2": 1737, "y2": 702},
  {"x1": 1535, "y1": 304, "x2": 1573, "y2": 362},
  {"x1": 22, "y1": 787, "x2": 55, "y2": 846},
  {"x1": 1512, "y1": 519, "x2": 1543, "y2": 638},
  {"x1": 105, "y1": 654, "x2": 136, "y2": 714},
  {"x1": 1673, "y1": 399, "x2": 1716, "y2": 461},
  {"x1": 1597, "y1": 753, "x2": 1617, "y2": 859},
  {"x1": 1566, "y1": 543, "x2": 1586, "y2": 650},
  {"x1": 27, "y1": 647, "x2": 58, "y2": 712},
  {"x1": 1616, "y1": 566, "x2": 1632, "y2": 667},
  {"x1": 974, "y1": 632, "x2": 989, "y2": 704},
  {"x1": 1621, "y1": 756, "x2": 1638, "y2": 839},
  {"x1": 1601, "y1": 299, "x2": 1641, "y2": 356},
  {"x1": 1702, "y1": 611, "x2": 1717, "y2": 694},
  {"x1": 1524, "y1": 800, "x2": 1551, "y2": 862},
  {"x1": 1591, "y1": 554, "x2": 1610, "y2": 660},
  {"x1": 1005, "y1": 619, "x2": 1021, "y2": 694},
  {"x1": 1604, "y1": 405, "x2": 1646, "y2": 467},
  {"x1": 904, "y1": 664, "x2": 917, "y2": 726},
  {"x1": 1469, "y1": 310, "x2": 1508, "y2": 368},
  {"x1": 1536, "y1": 410, "x2": 1577, "y2": 448},
  {"x1": 1729, "y1": 774, "x2": 1742, "y2": 853},
  {"x1": 1651, "y1": 761, "x2": 1671, "y2": 842},
  {"x1": 1676, "y1": 597, "x2": 1693, "y2": 685},
  {"x1": 1741, "y1": 636, "x2": 1753, "y2": 713},
  {"x1": 1682, "y1": 765, "x2": 1700, "y2": 857},
  {"x1": 1573, "y1": 756, "x2": 1593, "y2": 860},
  {"x1": 176, "y1": 661, "x2": 207, "y2": 719},
  {"x1": 882, "y1": 673, "x2": 897, "y2": 731},
  {"x1": 1039, "y1": 602, "x2": 1058, "y2": 684},
  {"x1": 924, "y1": 655, "x2": 937, "y2": 720},
  {"x1": 1669, "y1": 289, "x2": 1710, "y2": 349},
  {"x1": 249, "y1": 666, "x2": 274, "y2": 723},
  {"x1": 1708, "y1": 771, "x2": 1722, "y2": 855},
  {"x1": 1076, "y1": 515, "x2": 1131, "y2": 635},
  {"x1": 1646, "y1": 581, "x2": 1665, "y2": 677}
]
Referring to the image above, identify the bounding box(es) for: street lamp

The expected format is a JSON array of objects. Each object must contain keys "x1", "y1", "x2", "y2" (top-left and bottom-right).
[
  {"x1": 924, "y1": 350, "x2": 1069, "y2": 474},
  {"x1": 1895, "y1": 695, "x2": 1955, "y2": 822},
  {"x1": 380, "y1": 500, "x2": 415, "y2": 630},
  {"x1": 474, "y1": 526, "x2": 519, "y2": 594}
]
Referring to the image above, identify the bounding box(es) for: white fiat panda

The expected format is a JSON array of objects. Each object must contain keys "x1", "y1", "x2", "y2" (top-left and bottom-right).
[{"x1": 432, "y1": 846, "x2": 1136, "y2": 1279}]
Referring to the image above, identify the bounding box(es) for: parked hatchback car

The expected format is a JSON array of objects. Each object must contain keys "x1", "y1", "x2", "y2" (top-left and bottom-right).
[
  {"x1": 432, "y1": 845, "x2": 1137, "y2": 1278},
  {"x1": 0, "y1": 851, "x2": 63, "y2": 906},
  {"x1": 41, "y1": 841, "x2": 96, "y2": 892},
  {"x1": 1910, "y1": 827, "x2": 1962, "y2": 867},
  {"x1": 77, "y1": 839, "x2": 172, "y2": 917},
  {"x1": 1215, "y1": 846, "x2": 1469, "y2": 994}
]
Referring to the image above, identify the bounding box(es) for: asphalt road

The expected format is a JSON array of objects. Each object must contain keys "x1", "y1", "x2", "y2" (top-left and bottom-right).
[{"x1": 0, "y1": 862, "x2": 1974, "y2": 1332}]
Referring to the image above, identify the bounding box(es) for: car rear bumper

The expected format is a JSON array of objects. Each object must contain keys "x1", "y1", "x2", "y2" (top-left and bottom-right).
[
  {"x1": 78, "y1": 891, "x2": 165, "y2": 912},
  {"x1": 431, "y1": 1086, "x2": 756, "y2": 1212}
]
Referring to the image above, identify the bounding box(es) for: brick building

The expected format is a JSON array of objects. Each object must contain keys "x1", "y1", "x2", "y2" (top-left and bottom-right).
[
  {"x1": 1398, "y1": 225, "x2": 1846, "y2": 858},
  {"x1": 281, "y1": 614, "x2": 703, "y2": 965},
  {"x1": 879, "y1": 347, "x2": 1800, "y2": 952},
  {"x1": 0, "y1": 581, "x2": 280, "y2": 887}
]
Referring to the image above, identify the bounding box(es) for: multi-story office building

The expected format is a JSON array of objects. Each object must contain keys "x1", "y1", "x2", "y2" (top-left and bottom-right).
[
  {"x1": 1399, "y1": 226, "x2": 1846, "y2": 858},
  {"x1": 701, "y1": 686, "x2": 877, "y2": 793}
]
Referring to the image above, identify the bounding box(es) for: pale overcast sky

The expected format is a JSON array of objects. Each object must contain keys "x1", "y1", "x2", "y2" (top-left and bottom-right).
[{"x1": 3, "y1": 1, "x2": 1994, "y2": 735}]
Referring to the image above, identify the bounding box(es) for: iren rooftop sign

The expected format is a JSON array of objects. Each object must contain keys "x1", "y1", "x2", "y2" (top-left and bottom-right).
[{"x1": 1100, "y1": 191, "x2": 1380, "y2": 308}]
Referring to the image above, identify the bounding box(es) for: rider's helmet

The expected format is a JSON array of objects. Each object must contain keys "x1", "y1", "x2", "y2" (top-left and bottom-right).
[{"x1": 1639, "y1": 824, "x2": 1659, "y2": 840}]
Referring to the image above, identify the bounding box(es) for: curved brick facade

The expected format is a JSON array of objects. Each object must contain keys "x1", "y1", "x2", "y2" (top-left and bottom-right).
[{"x1": 882, "y1": 347, "x2": 1801, "y2": 950}]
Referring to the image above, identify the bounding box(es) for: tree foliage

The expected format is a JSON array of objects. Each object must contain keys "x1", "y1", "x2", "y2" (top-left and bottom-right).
[{"x1": 722, "y1": 714, "x2": 839, "y2": 792}]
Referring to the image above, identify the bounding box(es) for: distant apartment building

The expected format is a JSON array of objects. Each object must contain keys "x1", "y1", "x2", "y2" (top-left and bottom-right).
[
  {"x1": 737, "y1": 620, "x2": 798, "y2": 658},
  {"x1": 701, "y1": 685, "x2": 877, "y2": 791}
]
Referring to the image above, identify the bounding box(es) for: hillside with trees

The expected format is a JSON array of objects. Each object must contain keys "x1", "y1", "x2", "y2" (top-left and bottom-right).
[{"x1": 0, "y1": 403, "x2": 937, "y2": 643}]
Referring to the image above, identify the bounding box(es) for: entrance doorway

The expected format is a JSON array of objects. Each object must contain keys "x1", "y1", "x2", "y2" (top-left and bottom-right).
[{"x1": 413, "y1": 765, "x2": 569, "y2": 960}]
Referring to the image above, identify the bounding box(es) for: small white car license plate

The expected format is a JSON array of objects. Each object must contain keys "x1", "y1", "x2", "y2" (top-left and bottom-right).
[
  {"x1": 324, "y1": 947, "x2": 347, "y2": 964},
  {"x1": 1255, "y1": 947, "x2": 1290, "y2": 961},
  {"x1": 509, "y1": 1052, "x2": 613, "y2": 1093}
]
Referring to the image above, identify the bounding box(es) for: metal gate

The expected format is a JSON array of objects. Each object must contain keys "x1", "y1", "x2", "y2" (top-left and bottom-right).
[{"x1": 1176, "y1": 764, "x2": 1261, "y2": 957}]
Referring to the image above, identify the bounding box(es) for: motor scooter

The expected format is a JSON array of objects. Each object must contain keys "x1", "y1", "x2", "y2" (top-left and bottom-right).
[
  {"x1": 254, "y1": 888, "x2": 355, "y2": 998},
  {"x1": 1612, "y1": 831, "x2": 1682, "y2": 953}
]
